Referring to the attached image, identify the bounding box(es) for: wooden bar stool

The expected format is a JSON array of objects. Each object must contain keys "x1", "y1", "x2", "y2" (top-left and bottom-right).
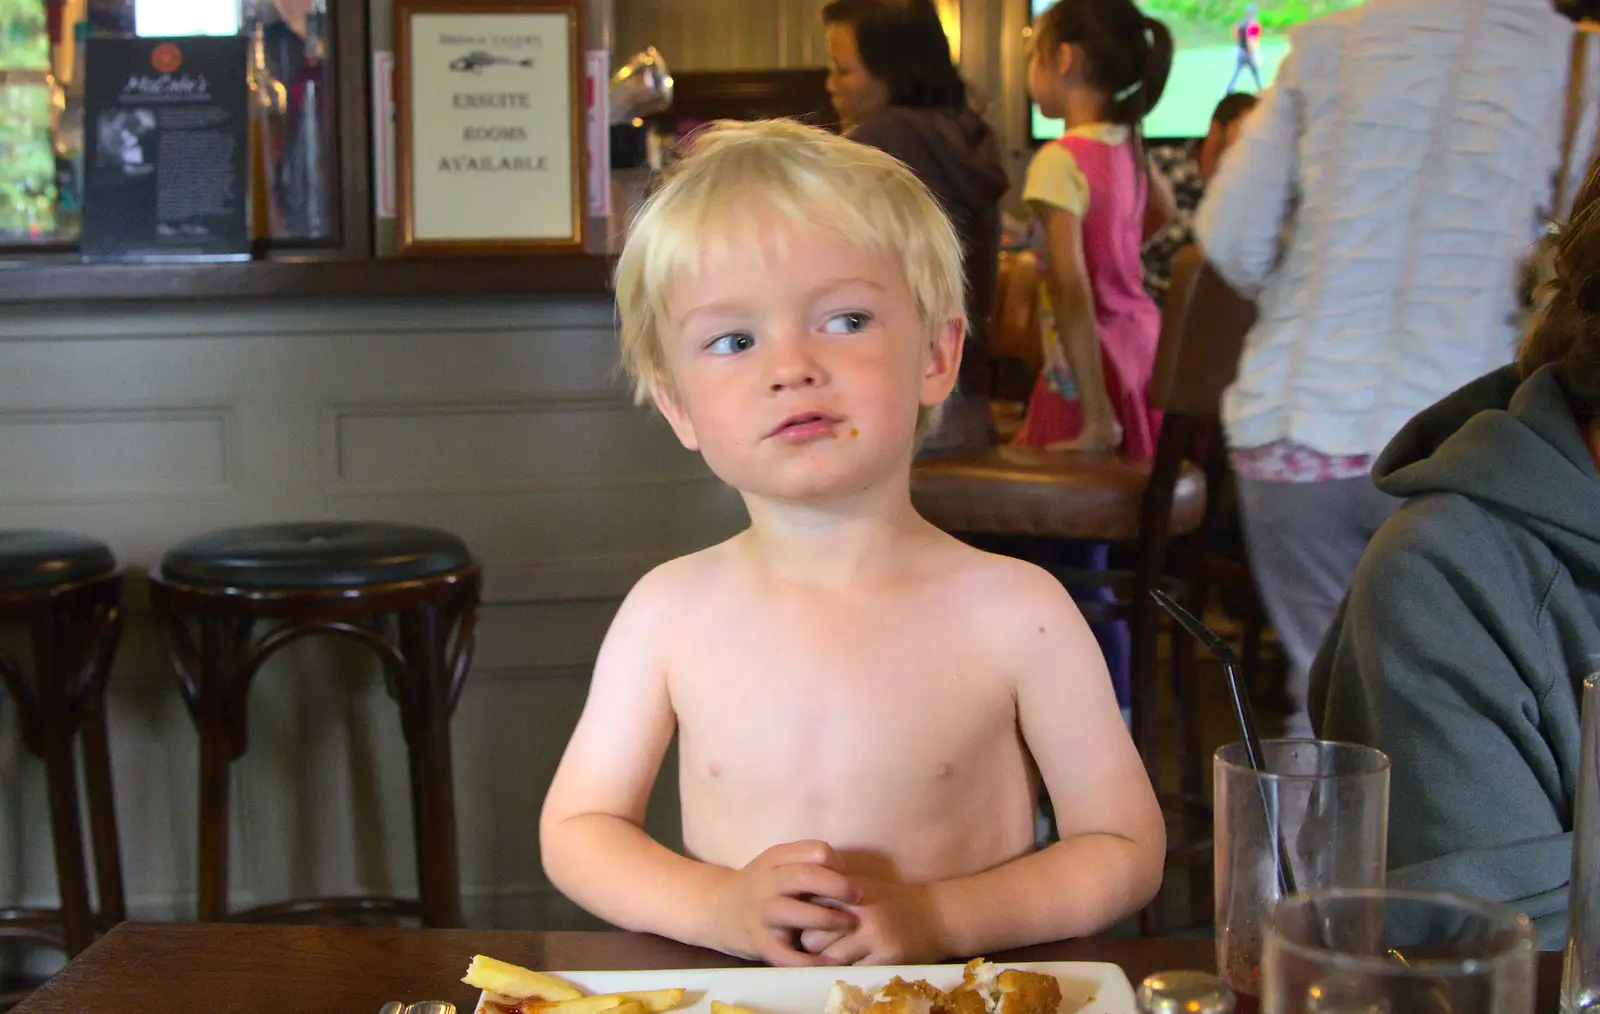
[
  {"x1": 0, "y1": 530, "x2": 126, "y2": 958},
  {"x1": 147, "y1": 522, "x2": 480, "y2": 928}
]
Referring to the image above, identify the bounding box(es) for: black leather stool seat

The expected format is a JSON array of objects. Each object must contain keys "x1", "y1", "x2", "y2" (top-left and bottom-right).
[
  {"x1": 0, "y1": 530, "x2": 116, "y2": 591},
  {"x1": 160, "y1": 522, "x2": 472, "y2": 589}
]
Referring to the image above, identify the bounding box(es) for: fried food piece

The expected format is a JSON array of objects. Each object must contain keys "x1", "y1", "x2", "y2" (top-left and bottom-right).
[
  {"x1": 859, "y1": 993, "x2": 933, "y2": 1014},
  {"x1": 994, "y1": 970, "x2": 1061, "y2": 1014},
  {"x1": 935, "y1": 988, "x2": 987, "y2": 1014},
  {"x1": 529, "y1": 991, "x2": 687, "y2": 1014},
  {"x1": 711, "y1": 1002, "x2": 763, "y2": 1014},
  {"x1": 463, "y1": 956, "x2": 584, "y2": 1002},
  {"x1": 826, "y1": 981, "x2": 871, "y2": 1014},
  {"x1": 880, "y1": 979, "x2": 945, "y2": 1005},
  {"x1": 819, "y1": 962, "x2": 1060, "y2": 1014}
]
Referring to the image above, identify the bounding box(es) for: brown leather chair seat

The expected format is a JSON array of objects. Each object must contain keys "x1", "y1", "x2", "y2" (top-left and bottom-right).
[{"x1": 914, "y1": 445, "x2": 1206, "y2": 543}]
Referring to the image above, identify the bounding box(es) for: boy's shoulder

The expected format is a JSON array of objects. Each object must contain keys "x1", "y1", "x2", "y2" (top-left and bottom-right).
[
  {"x1": 920, "y1": 532, "x2": 1081, "y2": 622},
  {"x1": 628, "y1": 536, "x2": 742, "y2": 606}
]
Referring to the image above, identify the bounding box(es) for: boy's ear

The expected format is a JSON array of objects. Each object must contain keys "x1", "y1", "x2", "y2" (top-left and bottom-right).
[
  {"x1": 650, "y1": 375, "x2": 701, "y2": 451},
  {"x1": 920, "y1": 316, "x2": 965, "y2": 408}
]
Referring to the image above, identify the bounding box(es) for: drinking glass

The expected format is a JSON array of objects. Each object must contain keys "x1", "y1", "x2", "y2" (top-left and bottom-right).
[
  {"x1": 1264, "y1": 888, "x2": 1536, "y2": 1014},
  {"x1": 1563, "y1": 674, "x2": 1600, "y2": 1012},
  {"x1": 1215, "y1": 740, "x2": 1390, "y2": 1011}
]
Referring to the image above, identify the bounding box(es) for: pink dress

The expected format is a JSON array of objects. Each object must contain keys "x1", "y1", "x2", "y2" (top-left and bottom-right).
[{"x1": 1014, "y1": 128, "x2": 1162, "y2": 461}]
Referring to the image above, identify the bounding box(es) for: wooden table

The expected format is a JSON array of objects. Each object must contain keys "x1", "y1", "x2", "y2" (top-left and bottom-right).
[{"x1": 8, "y1": 924, "x2": 1566, "y2": 1013}]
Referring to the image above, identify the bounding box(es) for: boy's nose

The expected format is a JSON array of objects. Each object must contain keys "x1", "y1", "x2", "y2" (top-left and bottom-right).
[
  {"x1": 768, "y1": 363, "x2": 820, "y2": 391},
  {"x1": 766, "y1": 340, "x2": 824, "y2": 392}
]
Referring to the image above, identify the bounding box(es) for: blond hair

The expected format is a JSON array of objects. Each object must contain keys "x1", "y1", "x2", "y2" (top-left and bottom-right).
[{"x1": 613, "y1": 118, "x2": 967, "y2": 437}]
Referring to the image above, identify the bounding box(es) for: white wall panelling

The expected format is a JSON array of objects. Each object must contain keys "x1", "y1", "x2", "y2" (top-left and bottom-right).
[
  {"x1": 0, "y1": 408, "x2": 236, "y2": 503},
  {"x1": 0, "y1": 294, "x2": 747, "y2": 968}
]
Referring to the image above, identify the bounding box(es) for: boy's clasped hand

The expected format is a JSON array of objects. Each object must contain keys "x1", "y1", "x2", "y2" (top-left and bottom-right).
[{"x1": 711, "y1": 840, "x2": 945, "y2": 967}]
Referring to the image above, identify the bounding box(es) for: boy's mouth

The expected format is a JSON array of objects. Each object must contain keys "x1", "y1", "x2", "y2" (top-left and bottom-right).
[{"x1": 766, "y1": 411, "x2": 845, "y2": 441}]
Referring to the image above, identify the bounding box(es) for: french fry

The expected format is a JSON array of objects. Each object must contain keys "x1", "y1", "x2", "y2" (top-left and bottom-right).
[
  {"x1": 711, "y1": 1002, "x2": 763, "y2": 1014},
  {"x1": 529, "y1": 989, "x2": 687, "y2": 1014},
  {"x1": 462, "y1": 955, "x2": 585, "y2": 1001}
]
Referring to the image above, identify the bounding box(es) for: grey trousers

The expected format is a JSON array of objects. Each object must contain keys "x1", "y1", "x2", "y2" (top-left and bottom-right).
[{"x1": 1235, "y1": 475, "x2": 1399, "y2": 737}]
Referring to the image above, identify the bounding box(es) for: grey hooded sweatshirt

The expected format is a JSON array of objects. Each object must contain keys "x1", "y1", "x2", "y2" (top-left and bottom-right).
[{"x1": 1310, "y1": 363, "x2": 1600, "y2": 949}]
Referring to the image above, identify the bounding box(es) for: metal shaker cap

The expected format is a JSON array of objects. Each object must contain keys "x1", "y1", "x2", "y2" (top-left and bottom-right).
[{"x1": 1136, "y1": 970, "x2": 1236, "y2": 1014}]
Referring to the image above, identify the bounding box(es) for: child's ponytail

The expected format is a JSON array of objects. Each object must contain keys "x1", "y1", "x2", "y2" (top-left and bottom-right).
[{"x1": 1107, "y1": 16, "x2": 1172, "y2": 128}]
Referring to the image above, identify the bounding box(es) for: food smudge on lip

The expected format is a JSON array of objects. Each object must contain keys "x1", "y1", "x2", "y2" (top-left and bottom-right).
[{"x1": 850, "y1": 427, "x2": 860, "y2": 438}]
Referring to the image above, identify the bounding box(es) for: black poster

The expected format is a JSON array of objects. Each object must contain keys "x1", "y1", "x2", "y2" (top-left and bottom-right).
[{"x1": 81, "y1": 36, "x2": 250, "y2": 262}]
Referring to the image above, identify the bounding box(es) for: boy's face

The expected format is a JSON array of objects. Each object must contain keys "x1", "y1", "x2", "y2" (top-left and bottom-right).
[{"x1": 654, "y1": 223, "x2": 962, "y2": 504}]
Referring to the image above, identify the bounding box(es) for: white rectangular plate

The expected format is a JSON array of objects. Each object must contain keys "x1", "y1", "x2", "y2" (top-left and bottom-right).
[{"x1": 472, "y1": 961, "x2": 1136, "y2": 1014}]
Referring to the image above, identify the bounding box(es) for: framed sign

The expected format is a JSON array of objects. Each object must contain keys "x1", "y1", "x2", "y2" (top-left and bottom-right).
[
  {"x1": 80, "y1": 35, "x2": 251, "y2": 262},
  {"x1": 395, "y1": 0, "x2": 585, "y2": 255}
]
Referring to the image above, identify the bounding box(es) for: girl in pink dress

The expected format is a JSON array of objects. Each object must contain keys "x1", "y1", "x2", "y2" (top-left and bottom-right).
[
  {"x1": 1017, "y1": 0, "x2": 1174, "y2": 458},
  {"x1": 1018, "y1": 0, "x2": 1174, "y2": 717}
]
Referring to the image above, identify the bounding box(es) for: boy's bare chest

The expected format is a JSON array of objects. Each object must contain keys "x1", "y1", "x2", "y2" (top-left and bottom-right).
[{"x1": 664, "y1": 597, "x2": 1016, "y2": 760}]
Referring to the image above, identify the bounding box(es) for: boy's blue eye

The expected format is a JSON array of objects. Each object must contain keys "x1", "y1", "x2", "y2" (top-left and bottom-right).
[
  {"x1": 706, "y1": 332, "x2": 755, "y2": 355},
  {"x1": 823, "y1": 312, "x2": 872, "y2": 335}
]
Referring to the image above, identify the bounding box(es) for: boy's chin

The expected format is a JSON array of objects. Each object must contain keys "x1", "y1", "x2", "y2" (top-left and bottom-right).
[{"x1": 722, "y1": 457, "x2": 904, "y2": 506}]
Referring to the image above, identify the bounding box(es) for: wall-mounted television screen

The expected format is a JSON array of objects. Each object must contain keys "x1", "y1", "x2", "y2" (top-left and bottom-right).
[{"x1": 1028, "y1": 0, "x2": 1362, "y2": 140}]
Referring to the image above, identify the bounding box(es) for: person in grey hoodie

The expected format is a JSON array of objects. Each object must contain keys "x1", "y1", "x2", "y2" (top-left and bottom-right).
[
  {"x1": 824, "y1": 0, "x2": 1011, "y2": 454},
  {"x1": 1309, "y1": 156, "x2": 1600, "y2": 947}
]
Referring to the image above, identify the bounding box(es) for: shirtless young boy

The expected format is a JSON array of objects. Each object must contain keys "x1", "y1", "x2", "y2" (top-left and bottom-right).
[{"x1": 539, "y1": 119, "x2": 1164, "y2": 967}]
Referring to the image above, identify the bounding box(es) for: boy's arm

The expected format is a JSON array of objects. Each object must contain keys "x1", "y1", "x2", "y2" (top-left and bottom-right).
[
  {"x1": 936, "y1": 572, "x2": 1165, "y2": 953},
  {"x1": 540, "y1": 568, "x2": 857, "y2": 964},
  {"x1": 816, "y1": 570, "x2": 1165, "y2": 964}
]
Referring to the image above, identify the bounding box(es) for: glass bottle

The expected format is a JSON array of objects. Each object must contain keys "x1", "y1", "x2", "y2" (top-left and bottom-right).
[
  {"x1": 50, "y1": 17, "x2": 85, "y2": 240},
  {"x1": 0, "y1": 0, "x2": 51, "y2": 72},
  {"x1": 0, "y1": 0, "x2": 58, "y2": 241},
  {"x1": 292, "y1": 0, "x2": 331, "y2": 239},
  {"x1": 245, "y1": 0, "x2": 286, "y2": 245}
]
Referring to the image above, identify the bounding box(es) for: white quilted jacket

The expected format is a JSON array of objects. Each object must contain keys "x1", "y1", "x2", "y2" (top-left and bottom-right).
[{"x1": 1195, "y1": 0, "x2": 1598, "y2": 458}]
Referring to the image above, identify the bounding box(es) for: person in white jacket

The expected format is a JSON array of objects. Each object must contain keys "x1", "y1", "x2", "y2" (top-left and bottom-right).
[{"x1": 1195, "y1": 0, "x2": 1598, "y2": 735}]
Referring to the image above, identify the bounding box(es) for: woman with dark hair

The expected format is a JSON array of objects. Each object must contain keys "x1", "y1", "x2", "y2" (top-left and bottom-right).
[
  {"x1": 824, "y1": 0, "x2": 1010, "y2": 454},
  {"x1": 1311, "y1": 149, "x2": 1600, "y2": 948}
]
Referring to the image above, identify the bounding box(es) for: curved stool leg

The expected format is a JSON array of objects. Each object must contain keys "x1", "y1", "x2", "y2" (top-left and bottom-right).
[
  {"x1": 396, "y1": 604, "x2": 463, "y2": 929},
  {"x1": 80, "y1": 584, "x2": 126, "y2": 932},
  {"x1": 30, "y1": 611, "x2": 94, "y2": 956},
  {"x1": 196, "y1": 615, "x2": 251, "y2": 922},
  {"x1": 81, "y1": 701, "x2": 125, "y2": 929}
]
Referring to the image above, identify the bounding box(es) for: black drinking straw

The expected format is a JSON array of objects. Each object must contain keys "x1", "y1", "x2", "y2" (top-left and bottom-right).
[{"x1": 1152, "y1": 588, "x2": 1300, "y2": 900}]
